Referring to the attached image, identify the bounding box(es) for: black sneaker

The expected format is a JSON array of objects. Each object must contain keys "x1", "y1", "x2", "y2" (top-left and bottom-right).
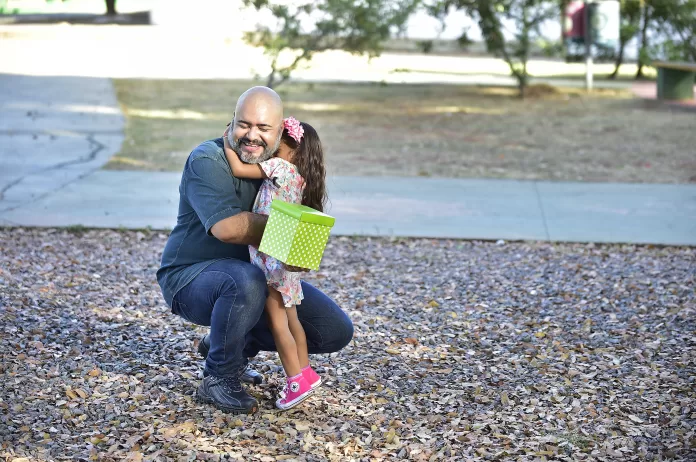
[
  {"x1": 197, "y1": 375, "x2": 259, "y2": 415},
  {"x1": 197, "y1": 334, "x2": 264, "y2": 385}
]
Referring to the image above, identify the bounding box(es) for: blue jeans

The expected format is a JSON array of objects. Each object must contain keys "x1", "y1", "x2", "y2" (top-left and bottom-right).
[{"x1": 171, "y1": 259, "x2": 354, "y2": 378}]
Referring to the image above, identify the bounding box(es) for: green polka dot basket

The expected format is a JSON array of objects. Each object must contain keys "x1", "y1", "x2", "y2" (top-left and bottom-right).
[{"x1": 258, "y1": 199, "x2": 336, "y2": 271}]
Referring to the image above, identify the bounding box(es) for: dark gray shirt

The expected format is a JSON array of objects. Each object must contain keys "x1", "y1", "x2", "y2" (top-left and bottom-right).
[{"x1": 157, "y1": 138, "x2": 262, "y2": 306}]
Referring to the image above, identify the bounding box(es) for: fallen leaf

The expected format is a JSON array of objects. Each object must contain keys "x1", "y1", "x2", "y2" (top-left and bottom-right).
[
  {"x1": 295, "y1": 422, "x2": 310, "y2": 432},
  {"x1": 501, "y1": 392, "x2": 510, "y2": 406},
  {"x1": 124, "y1": 451, "x2": 142, "y2": 462}
]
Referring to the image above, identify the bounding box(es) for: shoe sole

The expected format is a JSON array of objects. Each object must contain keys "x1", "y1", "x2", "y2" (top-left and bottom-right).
[
  {"x1": 275, "y1": 389, "x2": 314, "y2": 411},
  {"x1": 310, "y1": 377, "x2": 322, "y2": 389},
  {"x1": 196, "y1": 393, "x2": 259, "y2": 415}
]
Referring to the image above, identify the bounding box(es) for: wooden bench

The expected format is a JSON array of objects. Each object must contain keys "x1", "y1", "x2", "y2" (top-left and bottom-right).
[{"x1": 652, "y1": 61, "x2": 696, "y2": 101}]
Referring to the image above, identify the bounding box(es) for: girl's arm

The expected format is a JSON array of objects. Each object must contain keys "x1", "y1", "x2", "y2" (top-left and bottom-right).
[{"x1": 223, "y1": 133, "x2": 266, "y2": 180}]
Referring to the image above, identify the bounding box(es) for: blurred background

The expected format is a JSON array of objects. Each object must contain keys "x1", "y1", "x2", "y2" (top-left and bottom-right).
[{"x1": 1, "y1": 0, "x2": 694, "y2": 189}]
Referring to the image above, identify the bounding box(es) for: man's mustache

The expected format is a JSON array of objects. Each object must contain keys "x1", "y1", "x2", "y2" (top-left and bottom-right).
[{"x1": 239, "y1": 137, "x2": 266, "y2": 147}]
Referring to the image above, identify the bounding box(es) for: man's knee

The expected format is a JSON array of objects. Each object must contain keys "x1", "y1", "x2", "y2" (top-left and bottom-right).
[
  {"x1": 323, "y1": 314, "x2": 353, "y2": 352},
  {"x1": 335, "y1": 317, "x2": 354, "y2": 350},
  {"x1": 232, "y1": 264, "x2": 268, "y2": 310},
  {"x1": 213, "y1": 263, "x2": 267, "y2": 315}
]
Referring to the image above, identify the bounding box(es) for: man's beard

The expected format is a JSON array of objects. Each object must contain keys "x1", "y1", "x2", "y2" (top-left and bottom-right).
[{"x1": 228, "y1": 131, "x2": 279, "y2": 164}]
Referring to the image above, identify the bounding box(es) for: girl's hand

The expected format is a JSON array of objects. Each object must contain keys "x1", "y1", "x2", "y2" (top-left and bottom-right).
[
  {"x1": 223, "y1": 123, "x2": 231, "y2": 148},
  {"x1": 283, "y1": 264, "x2": 310, "y2": 273}
]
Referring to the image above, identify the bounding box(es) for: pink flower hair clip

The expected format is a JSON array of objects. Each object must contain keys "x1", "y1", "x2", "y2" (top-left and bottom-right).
[{"x1": 283, "y1": 117, "x2": 304, "y2": 144}]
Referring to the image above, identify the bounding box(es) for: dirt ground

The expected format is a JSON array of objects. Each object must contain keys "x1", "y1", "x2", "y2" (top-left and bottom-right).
[
  {"x1": 2, "y1": 229, "x2": 694, "y2": 461},
  {"x1": 109, "y1": 80, "x2": 696, "y2": 183}
]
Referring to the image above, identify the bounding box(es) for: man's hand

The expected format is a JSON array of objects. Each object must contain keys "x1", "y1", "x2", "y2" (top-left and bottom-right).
[{"x1": 211, "y1": 212, "x2": 268, "y2": 246}]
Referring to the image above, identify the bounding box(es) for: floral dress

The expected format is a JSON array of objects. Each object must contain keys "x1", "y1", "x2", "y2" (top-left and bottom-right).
[{"x1": 250, "y1": 157, "x2": 306, "y2": 307}]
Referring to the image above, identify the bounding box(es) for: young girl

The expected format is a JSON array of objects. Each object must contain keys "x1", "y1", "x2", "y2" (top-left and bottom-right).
[{"x1": 223, "y1": 117, "x2": 327, "y2": 410}]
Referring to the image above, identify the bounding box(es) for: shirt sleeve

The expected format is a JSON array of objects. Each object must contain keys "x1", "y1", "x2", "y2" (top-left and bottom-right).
[
  {"x1": 184, "y1": 155, "x2": 243, "y2": 235},
  {"x1": 259, "y1": 158, "x2": 295, "y2": 189}
]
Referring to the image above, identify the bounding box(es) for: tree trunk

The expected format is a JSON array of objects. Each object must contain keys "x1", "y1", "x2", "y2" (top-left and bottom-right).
[
  {"x1": 559, "y1": 0, "x2": 569, "y2": 57},
  {"x1": 265, "y1": 72, "x2": 276, "y2": 89},
  {"x1": 518, "y1": 5, "x2": 530, "y2": 99},
  {"x1": 635, "y1": 4, "x2": 650, "y2": 79},
  {"x1": 518, "y1": 74, "x2": 527, "y2": 99},
  {"x1": 609, "y1": 38, "x2": 626, "y2": 79},
  {"x1": 105, "y1": 0, "x2": 117, "y2": 16}
]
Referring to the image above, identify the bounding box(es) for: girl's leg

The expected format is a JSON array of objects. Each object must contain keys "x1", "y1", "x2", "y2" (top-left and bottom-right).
[
  {"x1": 287, "y1": 307, "x2": 309, "y2": 369},
  {"x1": 287, "y1": 300, "x2": 322, "y2": 389},
  {"x1": 265, "y1": 288, "x2": 301, "y2": 377}
]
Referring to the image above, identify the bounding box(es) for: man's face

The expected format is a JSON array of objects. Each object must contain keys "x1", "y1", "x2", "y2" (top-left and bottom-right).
[{"x1": 227, "y1": 100, "x2": 282, "y2": 164}]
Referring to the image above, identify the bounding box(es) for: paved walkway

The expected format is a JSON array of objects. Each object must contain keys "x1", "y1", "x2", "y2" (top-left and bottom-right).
[
  {"x1": 0, "y1": 73, "x2": 123, "y2": 213},
  {"x1": 2, "y1": 170, "x2": 694, "y2": 245},
  {"x1": 1, "y1": 72, "x2": 694, "y2": 246}
]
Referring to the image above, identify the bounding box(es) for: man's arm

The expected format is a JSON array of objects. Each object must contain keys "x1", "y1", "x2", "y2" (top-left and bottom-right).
[
  {"x1": 210, "y1": 212, "x2": 268, "y2": 246},
  {"x1": 184, "y1": 150, "x2": 267, "y2": 246},
  {"x1": 223, "y1": 136, "x2": 266, "y2": 180},
  {"x1": 212, "y1": 214, "x2": 307, "y2": 272}
]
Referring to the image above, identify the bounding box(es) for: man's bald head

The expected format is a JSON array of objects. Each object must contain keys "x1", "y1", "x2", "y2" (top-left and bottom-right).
[
  {"x1": 228, "y1": 86, "x2": 284, "y2": 164},
  {"x1": 235, "y1": 86, "x2": 283, "y2": 120}
]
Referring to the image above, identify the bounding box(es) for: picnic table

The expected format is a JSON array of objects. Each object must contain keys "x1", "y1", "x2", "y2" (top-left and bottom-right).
[{"x1": 652, "y1": 61, "x2": 696, "y2": 101}]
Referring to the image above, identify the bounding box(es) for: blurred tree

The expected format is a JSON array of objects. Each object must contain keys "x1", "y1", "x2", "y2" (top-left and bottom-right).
[
  {"x1": 635, "y1": 0, "x2": 695, "y2": 78},
  {"x1": 427, "y1": 0, "x2": 558, "y2": 98},
  {"x1": 105, "y1": 0, "x2": 117, "y2": 16},
  {"x1": 634, "y1": 0, "x2": 653, "y2": 78},
  {"x1": 609, "y1": 0, "x2": 641, "y2": 79},
  {"x1": 244, "y1": 0, "x2": 419, "y2": 88},
  {"x1": 649, "y1": 0, "x2": 696, "y2": 62}
]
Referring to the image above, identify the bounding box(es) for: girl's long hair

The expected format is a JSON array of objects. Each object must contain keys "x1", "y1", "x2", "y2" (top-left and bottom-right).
[{"x1": 283, "y1": 122, "x2": 327, "y2": 212}]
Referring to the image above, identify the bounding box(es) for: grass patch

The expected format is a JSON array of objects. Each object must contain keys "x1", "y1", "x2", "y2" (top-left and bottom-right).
[{"x1": 110, "y1": 79, "x2": 696, "y2": 183}]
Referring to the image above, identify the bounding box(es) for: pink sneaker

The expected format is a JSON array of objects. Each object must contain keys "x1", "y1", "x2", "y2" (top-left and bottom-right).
[
  {"x1": 302, "y1": 366, "x2": 322, "y2": 389},
  {"x1": 276, "y1": 374, "x2": 313, "y2": 410}
]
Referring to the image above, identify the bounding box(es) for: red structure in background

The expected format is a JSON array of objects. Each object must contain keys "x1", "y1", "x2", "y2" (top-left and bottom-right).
[
  {"x1": 563, "y1": 1, "x2": 587, "y2": 62},
  {"x1": 564, "y1": 1, "x2": 586, "y2": 40}
]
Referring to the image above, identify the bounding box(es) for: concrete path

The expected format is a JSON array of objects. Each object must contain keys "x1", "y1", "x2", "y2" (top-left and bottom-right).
[
  {"x1": 0, "y1": 74, "x2": 123, "y2": 214},
  {"x1": 1, "y1": 171, "x2": 694, "y2": 246}
]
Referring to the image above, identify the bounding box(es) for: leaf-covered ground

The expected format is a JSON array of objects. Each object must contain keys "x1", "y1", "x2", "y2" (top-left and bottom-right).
[{"x1": 1, "y1": 228, "x2": 694, "y2": 461}]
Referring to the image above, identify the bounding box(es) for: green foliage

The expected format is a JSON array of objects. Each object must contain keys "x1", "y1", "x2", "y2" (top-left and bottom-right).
[
  {"x1": 244, "y1": 0, "x2": 420, "y2": 88},
  {"x1": 619, "y1": 0, "x2": 642, "y2": 43},
  {"x1": 476, "y1": 1, "x2": 558, "y2": 96},
  {"x1": 417, "y1": 40, "x2": 434, "y2": 53},
  {"x1": 457, "y1": 30, "x2": 474, "y2": 50},
  {"x1": 632, "y1": 0, "x2": 695, "y2": 78},
  {"x1": 424, "y1": 0, "x2": 557, "y2": 96},
  {"x1": 648, "y1": 0, "x2": 696, "y2": 62}
]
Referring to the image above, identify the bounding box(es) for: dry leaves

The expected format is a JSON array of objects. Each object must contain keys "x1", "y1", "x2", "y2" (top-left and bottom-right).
[{"x1": 1, "y1": 228, "x2": 694, "y2": 461}]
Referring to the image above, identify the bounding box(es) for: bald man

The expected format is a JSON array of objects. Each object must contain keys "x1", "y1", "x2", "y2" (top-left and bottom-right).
[{"x1": 157, "y1": 87, "x2": 353, "y2": 414}]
